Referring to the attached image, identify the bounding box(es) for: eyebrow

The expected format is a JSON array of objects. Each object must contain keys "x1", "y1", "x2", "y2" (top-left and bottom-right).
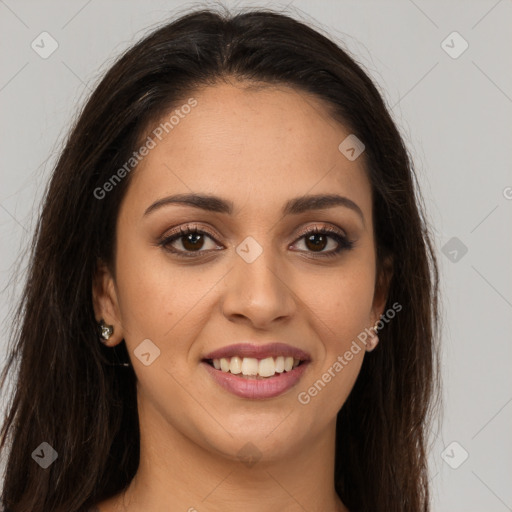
[{"x1": 144, "y1": 193, "x2": 364, "y2": 223}]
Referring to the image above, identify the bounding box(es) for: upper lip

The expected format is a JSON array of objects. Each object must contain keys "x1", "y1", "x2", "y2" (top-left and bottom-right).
[{"x1": 202, "y1": 343, "x2": 312, "y2": 361}]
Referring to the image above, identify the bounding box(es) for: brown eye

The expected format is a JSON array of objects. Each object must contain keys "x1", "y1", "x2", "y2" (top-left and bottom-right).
[
  {"x1": 158, "y1": 226, "x2": 222, "y2": 257},
  {"x1": 304, "y1": 232, "x2": 329, "y2": 252},
  {"x1": 158, "y1": 224, "x2": 355, "y2": 259},
  {"x1": 180, "y1": 231, "x2": 206, "y2": 251},
  {"x1": 291, "y1": 226, "x2": 355, "y2": 258}
]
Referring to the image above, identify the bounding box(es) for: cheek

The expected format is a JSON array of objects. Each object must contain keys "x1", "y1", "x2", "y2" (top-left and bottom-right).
[
  {"x1": 295, "y1": 268, "x2": 373, "y2": 417},
  {"x1": 303, "y1": 261, "x2": 376, "y2": 343},
  {"x1": 113, "y1": 234, "x2": 192, "y2": 342}
]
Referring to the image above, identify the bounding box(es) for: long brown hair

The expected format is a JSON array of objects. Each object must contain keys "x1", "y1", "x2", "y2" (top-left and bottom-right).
[{"x1": 0, "y1": 5, "x2": 441, "y2": 511}]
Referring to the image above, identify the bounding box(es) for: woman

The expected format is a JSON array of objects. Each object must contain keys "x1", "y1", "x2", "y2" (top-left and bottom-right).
[{"x1": 0, "y1": 5, "x2": 441, "y2": 512}]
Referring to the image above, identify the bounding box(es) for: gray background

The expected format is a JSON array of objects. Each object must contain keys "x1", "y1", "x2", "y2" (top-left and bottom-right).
[{"x1": 1, "y1": 1, "x2": 511, "y2": 510}]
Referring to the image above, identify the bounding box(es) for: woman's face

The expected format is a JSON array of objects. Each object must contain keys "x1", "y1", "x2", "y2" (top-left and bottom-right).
[{"x1": 95, "y1": 81, "x2": 388, "y2": 462}]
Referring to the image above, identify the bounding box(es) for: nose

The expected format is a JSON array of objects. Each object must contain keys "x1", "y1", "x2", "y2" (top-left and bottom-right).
[{"x1": 221, "y1": 245, "x2": 296, "y2": 329}]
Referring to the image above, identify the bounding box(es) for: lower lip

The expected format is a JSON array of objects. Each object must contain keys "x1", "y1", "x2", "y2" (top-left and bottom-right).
[{"x1": 202, "y1": 361, "x2": 310, "y2": 399}]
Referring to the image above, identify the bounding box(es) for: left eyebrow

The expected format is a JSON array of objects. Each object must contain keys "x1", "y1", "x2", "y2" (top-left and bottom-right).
[
  {"x1": 282, "y1": 194, "x2": 364, "y2": 224},
  {"x1": 143, "y1": 192, "x2": 365, "y2": 225}
]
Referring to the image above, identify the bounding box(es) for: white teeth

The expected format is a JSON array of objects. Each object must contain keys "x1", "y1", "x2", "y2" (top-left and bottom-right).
[
  {"x1": 211, "y1": 355, "x2": 303, "y2": 377},
  {"x1": 258, "y1": 357, "x2": 276, "y2": 377},
  {"x1": 275, "y1": 356, "x2": 285, "y2": 373},
  {"x1": 229, "y1": 356, "x2": 242, "y2": 374},
  {"x1": 241, "y1": 357, "x2": 259, "y2": 375}
]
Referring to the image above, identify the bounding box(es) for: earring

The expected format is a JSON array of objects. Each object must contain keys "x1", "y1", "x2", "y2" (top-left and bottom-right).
[
  {"x1": 98, "y1": 319, "x2": 114, "y2": 342},
  {"x1": 366, "y1": 322, "x2": 380, "y2": 352},
  {"x1": 97, "y1": 320, "x2": 131, "y2": 367}
]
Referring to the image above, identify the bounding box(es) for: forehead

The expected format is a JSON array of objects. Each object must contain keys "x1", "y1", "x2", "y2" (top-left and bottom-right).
[{"x1": 122, "y1": 81, "x2": 372, "y2": 221}]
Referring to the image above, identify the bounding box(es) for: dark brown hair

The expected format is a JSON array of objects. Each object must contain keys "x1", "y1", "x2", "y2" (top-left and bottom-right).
[{"x1": 0, "y1": 5, "x2": 441, "y2": 511}]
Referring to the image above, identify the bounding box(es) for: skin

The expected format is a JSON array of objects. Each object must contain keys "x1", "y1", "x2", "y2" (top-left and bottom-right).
[{"x1": 93, "y1": 80, "x2": 391, "y2": 512}]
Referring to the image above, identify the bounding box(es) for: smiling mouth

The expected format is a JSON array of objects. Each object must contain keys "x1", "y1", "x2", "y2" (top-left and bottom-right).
[{"x1": 204, "y1": 355, "x2": 304, "y2": 379}]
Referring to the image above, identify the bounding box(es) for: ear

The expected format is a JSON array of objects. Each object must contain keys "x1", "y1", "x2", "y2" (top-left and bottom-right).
[
  {"x1": 371, "y1": 254, "x2": 394, "y2": 326},
  {"x1": 92, "y1": 259, "x2": 124, "y2": 346}
]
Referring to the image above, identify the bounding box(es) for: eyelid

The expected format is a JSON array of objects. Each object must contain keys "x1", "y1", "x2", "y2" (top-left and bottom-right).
[
  {"x1": 157, "y1": 223, "x2": 223, "y2": 256},
  {"x1": 157, "y1": 222, "x2": 354, "y2": 257},
  {"x1": 160, "y1": 222, "x2": 347, "y2": 243},
  {"x1": 160, "y1": 223, "x2": 219, "y2": 241},
  {"x1": 293, "y1": 222, "x2": 347, "y2": 240}
]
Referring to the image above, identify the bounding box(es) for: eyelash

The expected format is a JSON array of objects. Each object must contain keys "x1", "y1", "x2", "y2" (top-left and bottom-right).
[{"x1": 157, "y1": 224, "x2": 355, "y2": 259}]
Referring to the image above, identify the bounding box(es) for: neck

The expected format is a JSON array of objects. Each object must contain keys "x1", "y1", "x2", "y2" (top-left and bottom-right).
[{"x1": 99, "y1": 392, "x2": 349, "y2": 512}]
